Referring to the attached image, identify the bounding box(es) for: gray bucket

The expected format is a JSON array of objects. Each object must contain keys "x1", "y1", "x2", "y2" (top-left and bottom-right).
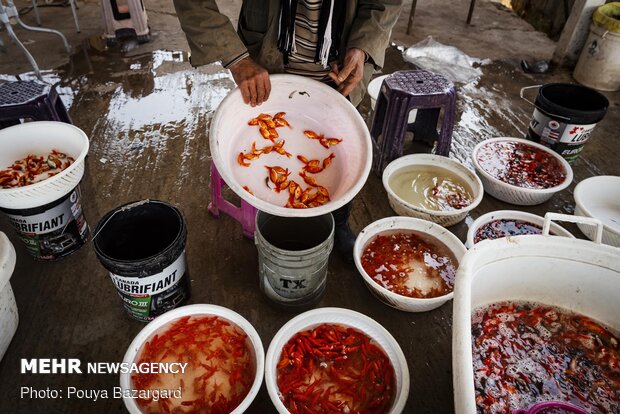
[{"x1": 255, "y1": 211, "x2": 334, "y2": 310}]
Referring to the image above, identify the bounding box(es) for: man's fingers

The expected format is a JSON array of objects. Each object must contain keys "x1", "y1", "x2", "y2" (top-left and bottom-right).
[
  {"x1": 329, "y1": 63, "x2": 341, "y2": 84},
  {"x1": 239, "y1": 82, "x2": 251, "y2": 105},
  {"x1": 256, "y1": 77, "x2": 266, "y2": 105},
  {"x1": 340, "y1": 81, "x2": 356, "y2": 97},
  {"x1": 336, "y1": 60, "x2": 355, "y2": 84},
  {"x1": 328, "y1": 71, "x2": 340, "y2": 85},
  {"x1": 263, "y1": 75, "x2": 272, "y2": 102},
  {"x1": 247, "y1": 80, "x2": 258, "y2": 107}
]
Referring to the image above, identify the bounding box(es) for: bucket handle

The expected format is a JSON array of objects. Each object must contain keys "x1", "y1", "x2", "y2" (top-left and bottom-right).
[
  {"x1": 520, "y1": 85, "x2": 571, "y2": 122},
  {"x1": 91, "y1": 199, "x2": 152, "y2": 241},
  {"x1": 543, "y1": 213, "x2": 603, "y2": 244}
]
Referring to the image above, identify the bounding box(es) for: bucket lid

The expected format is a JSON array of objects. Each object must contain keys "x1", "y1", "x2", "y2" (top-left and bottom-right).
[
  {"x1": 594, "y1": 2, "x2": 620, "y2": 33},
  {"x1": 0, "y1": 232, "x2": 16, "y2": 291}
]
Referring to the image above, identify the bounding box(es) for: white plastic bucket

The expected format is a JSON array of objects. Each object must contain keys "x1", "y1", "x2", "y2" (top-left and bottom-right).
[
  {"x1": 0, "y1": 122, "x2": 89, "y2": 210},
  {"x1": 255, "y1": 211, "x2": 334, "y2": 310},
  {"x1": 0, "y1": 122, "x2": 90, "y2": 260},
  {"x1": 574, "y1": 23, "x2": 620, "y2": 91},
  {"x1": 452, "y1": 229, "x2": 620, "y2": 413},
  {"x1": 0, "y1": 232, "x2": 18, "y2": 361}
]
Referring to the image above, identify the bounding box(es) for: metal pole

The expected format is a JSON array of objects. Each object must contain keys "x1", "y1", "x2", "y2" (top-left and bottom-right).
[
  {"x1": 406, "y1": 0, "x2": 417, "y2": 35},
  {"x1": 467, "y1": 0, "x2": 477, "y2": 25}
]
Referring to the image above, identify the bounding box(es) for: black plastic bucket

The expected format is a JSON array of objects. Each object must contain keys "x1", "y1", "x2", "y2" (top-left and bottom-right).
[
  {"x1": 0, "y1": 186, "x2": 89, "y2": 261},
  {"x1": 93, "y1": 200, "x2": 190, "y2": 322},
  {"x1": 523, "y1": 83, "x2": 609, "y2": 164}
]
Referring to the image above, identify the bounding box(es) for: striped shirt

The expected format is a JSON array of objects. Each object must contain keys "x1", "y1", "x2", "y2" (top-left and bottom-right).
[{"x1": 284, "y1": 0, "x2": 332, "y2": 82}]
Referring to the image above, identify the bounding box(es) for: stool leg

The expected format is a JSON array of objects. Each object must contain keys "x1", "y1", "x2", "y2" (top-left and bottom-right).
[
  {"x1": 373, "y1": 97, "x2": 410, "y2": 175},
  {"x1": 436, "y1": 94, "x2": 456, "y2": 156},
  {"x1": 240, "y1": 202, "x2": 257, "y2": 239},
  {"x1": 48, "y1": 86, "x2": 73, "y2": 124},
  {"x1": 208, "y1": 163, "x2": 221, "y2": 217},
  {"x1": 370, "y1": 92, "x2": 388, "y2": 142}
]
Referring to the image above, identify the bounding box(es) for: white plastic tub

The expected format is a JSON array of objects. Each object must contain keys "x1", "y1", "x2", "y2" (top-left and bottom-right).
[
  {"x1": 0, "y1": 232, "x2": 17, "y2": 361},
  {"x1": 121, "y1": 304, "x2": 264, "y2": 414},
  {"x1": 210, "y1": 74, "x2": 372, "y2": 217},
  {"x1": 265, "y1": 307, "x2": 409, "y2": 413},
  {"x1": 354, "y1": 217, "x2": 467, "y2": 312},
  {"x1": 471, "y1": 137, "x2": 573, "y2": 206},
  {"x1": 452, "y1": 229, "x2": 620, "y2": 413}
]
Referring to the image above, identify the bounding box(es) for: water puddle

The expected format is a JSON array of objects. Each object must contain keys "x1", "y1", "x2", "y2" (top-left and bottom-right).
[{"x1": 3, "y1": 43, "x2": 237, "y2": 198}]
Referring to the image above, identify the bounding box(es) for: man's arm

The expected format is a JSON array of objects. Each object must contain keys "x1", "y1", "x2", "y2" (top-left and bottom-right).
[
  {"x1": 329, "y1": 1, "x2": 403, "y2": 97},
  {"x1": 345, "y1": 0, "x2": 403, "y2": 69},
  {"x1": 173, "y1": 0, "x2": 248, "y2": 68},
  {"x1": 173, "y1": 0, "x2": 270, "y2": 106}
]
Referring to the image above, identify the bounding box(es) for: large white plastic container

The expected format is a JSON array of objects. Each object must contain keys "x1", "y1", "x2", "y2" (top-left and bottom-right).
[
  {"x1": 574, "y1": 23, "x2": 620, "y2": 91},
  {"x1": 0, "y1": 232, "x2": 18, "y2": 361},
  {"x1": 452, "y1": 226, "x2": 620, "y2": 413}
]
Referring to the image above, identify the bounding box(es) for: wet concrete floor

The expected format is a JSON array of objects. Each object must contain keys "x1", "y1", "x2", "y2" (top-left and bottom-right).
[{"x1": 0, "y1": 5, "x2": 619, "y2": 414}]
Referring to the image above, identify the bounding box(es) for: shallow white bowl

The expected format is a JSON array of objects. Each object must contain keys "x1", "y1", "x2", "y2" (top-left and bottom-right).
[
  {"x1": 383, "y1": 154, "x2": 484, "y2": 227},
  {"x1": 265, "y1": 307, "x2": 409, "y2": 414},
  {"x1": 574, "y1": 175, "x2": 620, "y2": 247},
  {"x1": 120, "y1": 304, "x2": 264, "y2": 414},
  {"x1": 466, "y1": 210, "x2": 574, "y2": 248},
  {"x1": 471, "y1": 137, "x2": 573, "y2": 206},
  {"x1": 210, "y1": 74, "x2": 372, "y2": 217},
  {"x1": 354, "y1": 216, "x2": 467, "y2": 312}
]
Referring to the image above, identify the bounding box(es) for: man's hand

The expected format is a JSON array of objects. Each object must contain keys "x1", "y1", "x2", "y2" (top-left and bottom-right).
[
  {"x1": 329, "y1": 48, "x2": 366, "y2": 98},
  {"x1": 229, "y1": 57, "x2": 271, "y2": 106}
]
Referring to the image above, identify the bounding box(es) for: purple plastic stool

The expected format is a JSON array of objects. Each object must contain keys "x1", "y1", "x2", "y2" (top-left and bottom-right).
[
  {"x1": 370, "y1": 70, "x2": 456, "y2": 175},
  {"x1": 0, "y1": 81, "x2": 72, "y2": 128},
  {"x1": 208, "y1": 163, "x2": 258, "y2": 239},
  {"x1": 513, "y1": 401, "x2": 589, "y2": 414}
]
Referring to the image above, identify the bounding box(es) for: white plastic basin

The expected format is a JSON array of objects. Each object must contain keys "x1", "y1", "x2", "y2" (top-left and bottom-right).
[
  {"x1": 121, "y1": 304, "x2": 264, "y2": 414},
  {"x1": 210, "y1": 74, "x2": 372, "y2": 217},
  {"x1": 452, "y1": 235, "x2": 620, "y2": 413}
]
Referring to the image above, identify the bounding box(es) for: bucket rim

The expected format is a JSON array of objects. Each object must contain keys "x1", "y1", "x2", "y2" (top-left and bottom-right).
[
  {"x1": 537, "y1": 83, "x2": 609, "y2": 119},
  {"x1": 93, "y1": 199, "x2": 186, "y2": 267},
  {"x1": 255, "y1": 212, "x2": 335, "y2": 255}
]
